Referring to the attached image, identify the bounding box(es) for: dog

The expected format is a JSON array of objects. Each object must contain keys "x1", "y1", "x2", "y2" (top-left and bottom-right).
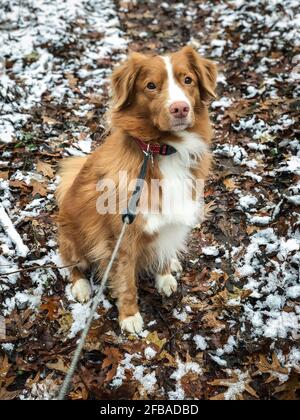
[{"x1": 56, "y1": 46, "x2": 217, "y2": 334}]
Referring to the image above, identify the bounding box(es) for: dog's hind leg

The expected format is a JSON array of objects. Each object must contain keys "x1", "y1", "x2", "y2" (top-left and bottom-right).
[
  {"x1": 155, "y1": 262, "x2": 178, "y2": 297},
  {"x1": 70, "y1": 266, "x2": 92, "y2": 303}
]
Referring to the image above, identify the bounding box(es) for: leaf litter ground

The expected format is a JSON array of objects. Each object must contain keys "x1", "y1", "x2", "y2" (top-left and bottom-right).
[{"x1": 0, "y1": 0, "x2": 299, "y2": 400}]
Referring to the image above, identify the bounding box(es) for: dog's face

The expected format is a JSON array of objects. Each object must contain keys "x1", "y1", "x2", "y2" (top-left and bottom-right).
[{"x1": 111, "y1": 46, "x2": 217, "y2": 133}]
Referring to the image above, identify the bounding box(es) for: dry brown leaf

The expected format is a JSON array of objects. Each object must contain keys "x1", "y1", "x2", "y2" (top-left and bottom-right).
[
  {"x1": 246, "y1": 225, "x2": 262, "y2": 235},
  {"x1": 9, "y1": 179, "x2": 28, "y2": 190},
  {"x1": 211, "y1": 289, "x2": 229, "y2": 307},
  {"x1": 0, "y1": 171, "x2": 9, "y2": 180},
  {"x1": 209, "y1": 370, "x2": 258, "y2": 400},
  {"x1": 40, "y1": 298, "x2": 61, "y2": 320},
  {"x1": 36, "y1": 160, "x2": 54, "y2": 178},
  {"x1": 56, "y1": 312, "x2": 73, "y2": 335},
  {"x1": 46, "y1": 358, "x2": 69, "y2": 374},
  {"x1": 209, "y1": 271, "x2": 229, "y2": 283},
  {"x1": 0, "y1": 387, "x2": 20, "y2": 400},
  {"x1": 145, "y1": 331, "x2": 167, "y2": 351},
  {"x1": 273, "y1": 371, "x2": 300, "y2": 400},
  {"x1": 42, "y1": 115, "x2": 59, "y2": 125},
  {"x1": 0, "y1": 354, "x2": 11, "y2": 386},
  {"x1": 31, "y1": 179, "x2": 47, "y2": 197},
  {"x1": 253, "y1": 353, "x2": 289, "y2": 384},
  {"x1": 102, "y1": 347, "x2": 123, "y2": 383},
  {"x1": 201, "y1": 311, "x2": 226, "y2": 331},
  {"x1": 65, "y1": 72, "x2": 78, "y2": 89},
  {"x1": 157, "y1": 350, "x2": 177, "y2": 367},
  {"x1": 223, "y1": 177, "x2": 237, "y2": 191}
]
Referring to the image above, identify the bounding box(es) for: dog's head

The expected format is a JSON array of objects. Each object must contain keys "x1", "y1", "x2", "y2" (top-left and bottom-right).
[{"x1": 111, "y1": 46, "x2": 217, "y2": 135}]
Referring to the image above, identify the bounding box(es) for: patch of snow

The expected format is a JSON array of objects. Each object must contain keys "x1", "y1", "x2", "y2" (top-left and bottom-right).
[
  {"x1": 202, "y1": 246, "x2": 219, "y2": 257},
  {"x1": 193, "y1": 334, "x2": 208, "y2": 351}
]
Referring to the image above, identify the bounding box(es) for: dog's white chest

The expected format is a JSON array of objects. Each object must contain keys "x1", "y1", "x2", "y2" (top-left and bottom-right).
[
  {"x1": 143, "y1": 131, "x2": 207, "y2": 235},
  {"x1": 143, "y1": 132, "x2": 208, "y2": 268}
]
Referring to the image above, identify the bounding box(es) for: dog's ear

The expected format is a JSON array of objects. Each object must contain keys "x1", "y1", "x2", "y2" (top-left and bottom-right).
[
  {"x1": 182, "y1": 46, "x2": 217, "y2": 102},
  {"x1": 111, "y1": 52, "x2": 144, "y2": 111}
]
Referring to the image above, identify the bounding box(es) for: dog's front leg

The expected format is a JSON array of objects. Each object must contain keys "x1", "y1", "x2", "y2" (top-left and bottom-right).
[{"x1": 110, "y1": 251, "x2": 143, "y2": 334}]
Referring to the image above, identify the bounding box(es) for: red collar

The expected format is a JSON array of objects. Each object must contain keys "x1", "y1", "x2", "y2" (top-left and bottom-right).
[{"x1": 133, "y1": 137, "x2": 177, "y2": 156}]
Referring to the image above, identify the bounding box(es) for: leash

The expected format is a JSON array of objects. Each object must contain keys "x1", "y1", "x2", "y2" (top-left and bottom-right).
[
  {"x1": 57, "y1": 220, "x2": 128, "y2": 400},
  {"x1": 57, "y1": 139, "x2": 174, "y2": 400}
]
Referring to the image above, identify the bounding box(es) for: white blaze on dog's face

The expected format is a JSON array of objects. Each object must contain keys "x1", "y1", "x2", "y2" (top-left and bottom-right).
[
  {"x1": 111, "y1": 46, "x2": 217, "y2": 133},
  {"x1": 161, "y1": 55, "x2": 192, "y2": 132}
]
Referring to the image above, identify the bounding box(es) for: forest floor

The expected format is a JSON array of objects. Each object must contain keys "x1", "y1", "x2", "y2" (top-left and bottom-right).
[{"x1": 0, "y1": 0, "x2": 299, "y2": 400}]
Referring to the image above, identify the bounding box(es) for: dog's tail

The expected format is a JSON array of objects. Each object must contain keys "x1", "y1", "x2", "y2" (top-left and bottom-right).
[{"x1": 56, "y1": 157, "x2": 87, "y2": 207}]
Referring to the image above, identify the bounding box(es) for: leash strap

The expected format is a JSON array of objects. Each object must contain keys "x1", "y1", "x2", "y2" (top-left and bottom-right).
[
  {"x1": 57, "y1": 221, "x2": 129, "y2": 400},
  {"x1": 121, "y1": 148, "x2": 151, "y2": 224}
]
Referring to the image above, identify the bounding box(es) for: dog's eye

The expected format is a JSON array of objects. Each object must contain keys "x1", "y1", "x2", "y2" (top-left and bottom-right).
[
  {"x1": 184, "y1": 76, "x2": 193, "y2": 85},
  {"x1": 146, "y1": 82, "x2": 156, "y2": 90}
]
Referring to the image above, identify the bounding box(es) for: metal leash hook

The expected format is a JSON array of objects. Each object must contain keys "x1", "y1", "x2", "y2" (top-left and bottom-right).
[{"x1": 57, "y1": 150, "x2": 151, "y2": 400}]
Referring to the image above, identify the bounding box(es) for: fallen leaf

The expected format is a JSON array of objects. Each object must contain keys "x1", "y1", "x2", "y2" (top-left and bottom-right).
[
  {"x1": 36, "y1": 160, "x2": 54, "y2": 178},
  {"x1": 209, "y1": 370, "x2": 258, "y2": 400},
  {"x1": 42, "y1": 115, "x2": 59, "y2": 125},
  {"x1": 157, "y1": 350, "x2": 177, "y2": 367},
  {"x1": 273, "y1": 371, "x2": 300, "y2": 400},
  {"x1": 46, "y1": 358, "x2": 69, "y2": 374},
  {"x1": 40, "y1": 297, "x2": 61, "y2": 320},
  {"x1": 146, "y1": 331, "x2": 167, "y2": 351},
  {"x1": 0, "y1": 171, "x2": 9, "y2": 180},
  {"x1": 102, "y1": 347, "x2": 122, "y2": 383},
  {"x1": 253, "y1": 354, "x2": 289, "y2": 384},
  {"x1": 9, "y1": 179, "x2": 28, "y2": 190},
  {"x1": 201, "y1": 312, "x2": 226, "y2": 331},
  {"x1": 223, "y1": 177, "x2": 237, "y2": 191},
  {"x1": 31, "y1": 179, "x2": 47, "y2": 197}
]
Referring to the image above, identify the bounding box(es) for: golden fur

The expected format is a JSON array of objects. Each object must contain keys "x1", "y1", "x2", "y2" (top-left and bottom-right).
[{"x1": 56, "y1": 46, "x2": 217, "y2": 333}]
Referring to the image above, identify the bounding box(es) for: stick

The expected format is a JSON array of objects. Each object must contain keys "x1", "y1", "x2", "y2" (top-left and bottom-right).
[
  {"x1": 0, "y1": 262, "x2": 79, "y2": 277},
  {"x1": 0, "y1": 203, "x2": 29, "y2": 257}
]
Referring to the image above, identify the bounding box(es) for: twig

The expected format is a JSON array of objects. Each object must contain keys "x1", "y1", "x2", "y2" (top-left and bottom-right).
[
  {"x1": 0, "y1": 203, "x2": 29, "y2": 257},
  {"x1": 0, "y1": 262, "x2": 78, "y2": 277}
]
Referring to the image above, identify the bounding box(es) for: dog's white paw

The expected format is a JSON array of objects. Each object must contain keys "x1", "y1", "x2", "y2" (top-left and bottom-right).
[
  {"x1": 170, "y1": 258, "x2": 183, "y2": 274},
  {"x1": 155, "y1": 274, "x2": 178, "y2": 297},
  {"x1": 120, "y1": 312, "x2": 144, "y2": 334},
  {"x1": 71, "y1": 278, "x2": 92, "y2": 303}
]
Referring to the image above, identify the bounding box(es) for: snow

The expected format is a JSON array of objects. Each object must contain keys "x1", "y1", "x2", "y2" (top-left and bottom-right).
[
  {"x1": 216, "y1": 336, "x2": 237, "y2": 357},
  {"x1": 168, "y1": 358, "x2": 202, "y2": 400},
  {"x1": 193, "y1": 334, "x2": 207, "y2": 351},
  {"x1": 144, "y1": 346, "x2": 157, "y2": 360},
  {"x1": 133, "y1": 366, "x2": 157, "y2": 393},
  {"x1": 287, "y1": 286, "x2": 300, "y2": 299},
  {"x1": 112, "y1": 352, "x2": 157, "y2": 394},
  {"x1": 233, "y1": 224, "x2": 300, "y2": 340},
  {"x1": 202, "y1": 246, "x2": 219, "y2": 257},
  {"x1": 239, "y1": 195, "x2": 258, "y2": 211},
  {"x1": 223, "y1": 370, "x2": 251, "y2": 401},
  {"x1": 209, "y1": 354, "x2": 227, "y2": 367},
  {"x1": 264, "y1": 312, "x2": 299, "y2": 340},
  {"x1": 1, "y1": 343, "x2": 14, "y2": 352},
  {"x1": 248, "y1": 215, "x2": 271, "y2": 226},
  {"x1": 172, "y1": 308, "x2": 188, "y2": 322},
  {"x1": 211, "y1": 97, "x2": 233, "y2": 109}
]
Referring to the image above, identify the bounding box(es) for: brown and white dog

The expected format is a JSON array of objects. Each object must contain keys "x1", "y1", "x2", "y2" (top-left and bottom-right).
[{"x1": 56, "y1": 46, "x2": 217, "y2": 334}]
